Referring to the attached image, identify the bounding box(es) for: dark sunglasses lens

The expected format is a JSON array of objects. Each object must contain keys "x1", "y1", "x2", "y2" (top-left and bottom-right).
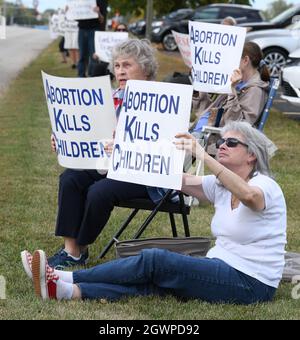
[
  {"x1": 216, "y1": 138, "x2": 225, "y2": 149},
  {"x1": 226, "y1": 138, "x2": 239, "y2": 147},
  {"x1": 216, "y1": 138, "x2": 239, "y2": 148}
]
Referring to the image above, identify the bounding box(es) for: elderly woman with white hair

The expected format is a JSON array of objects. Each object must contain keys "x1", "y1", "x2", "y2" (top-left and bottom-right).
[
  {"x1": 34, "y1": 39, "x2": 159, "y2": 270},
  {"x1": 23, "y1": 122, "x2": 286, "y2": 305}
]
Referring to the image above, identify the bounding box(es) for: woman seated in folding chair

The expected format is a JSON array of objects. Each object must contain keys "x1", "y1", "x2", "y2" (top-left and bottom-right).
[
  {"x1": 40, "y1": 39, "x2": 164, "y2": 269},
  {"x1": 192, "y1": 42, "x2": 270, "y2": 133},
  {"x1": 21, "y1": 122, "x2": 286, "y2": 305}
]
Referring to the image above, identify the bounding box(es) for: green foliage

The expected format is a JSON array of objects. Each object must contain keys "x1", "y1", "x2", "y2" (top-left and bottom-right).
[
  {"x1": 109, "y1": 0, "x2": 253, "y2": 18},
  {"x1": 2, "y1": 2, "x2": 48, "y2": 25},
  {"x1": 263, "y1": 0, "x2": 293, "y2": 20}
]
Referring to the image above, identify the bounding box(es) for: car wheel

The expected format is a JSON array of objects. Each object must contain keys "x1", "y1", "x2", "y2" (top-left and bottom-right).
[
  {"x1": 263, "y1": 48, "x2": 288, "y2": 78},
  {"x1": 162, "y1": 33, "x2": 178, "y2": 52}
]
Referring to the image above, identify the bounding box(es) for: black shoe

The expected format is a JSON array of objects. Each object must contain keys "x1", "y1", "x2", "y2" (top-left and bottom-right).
[{"x1": 48, "y1": 248, "x2": 89, "y2": 270}]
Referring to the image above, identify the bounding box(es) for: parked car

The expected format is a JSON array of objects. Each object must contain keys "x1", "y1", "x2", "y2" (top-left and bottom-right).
[
  {"x1": 240, "y1": 4, "x2": 300, "y2": 32},
  {"x1": 281, "y1": 49, "x2": 300, "y2": 107},
  {"x1": 129, "y1": 19, "x2": 151, "y2": 36},
  {"x1": 129, "y1": 8, "x2": 194, "y2": 51},
  {"x1": 151, "y1": 8, "x2": 195, "y2": 51},
  {"x1": 129, "y1": 9, "x2": 193, "y2": 39},
  {"x1": 245, "y1": 21, "x2": 300, "y2": 77},
  {"x1": 151, "y1": 3, "x2": 264, "y2": 51}
]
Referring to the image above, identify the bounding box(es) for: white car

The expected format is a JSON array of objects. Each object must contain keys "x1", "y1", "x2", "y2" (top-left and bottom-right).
[
  {"x1": 281, "y1": 49, "x2": 300, "y2": 107},
  {"x1": 245, "y1": 21, "x2": 300, "y2": 77}
]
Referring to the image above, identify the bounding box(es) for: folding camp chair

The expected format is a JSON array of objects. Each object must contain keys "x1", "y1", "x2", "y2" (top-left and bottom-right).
[
  {"x1": 201, "y1": 77, "x2": 280, "y2": 148},
  {"x1": 98, "y1": 144, "x2": 202, "y2": 259},
  {"x1": 98, "y1": 190, "x2": 194, "y2": 258},
  {"x1": 256, "y1": 78, "x2": 280, "y2": 131}
]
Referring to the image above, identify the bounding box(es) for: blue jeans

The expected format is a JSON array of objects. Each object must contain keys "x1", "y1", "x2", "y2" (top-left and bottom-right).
[
  {"x1": 73, "y1": 248, "x2": 276, "y2": 304},
  {"x1": 78, "y1": 28, "x2": 97, "y2": 77}
]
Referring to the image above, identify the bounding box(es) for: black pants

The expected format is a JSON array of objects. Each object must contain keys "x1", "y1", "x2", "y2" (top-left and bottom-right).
[{"x1": 55, "y1": 169, "x2": 149, "y2": 245}]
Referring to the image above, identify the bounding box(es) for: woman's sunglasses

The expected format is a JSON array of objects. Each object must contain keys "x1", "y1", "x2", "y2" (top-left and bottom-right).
[
  {"x1": 216, "y1": 137, "x2": 248, "y2": 149},
  {"x1": 116, "y1": 28, "x2": 127, "y2": 32}
]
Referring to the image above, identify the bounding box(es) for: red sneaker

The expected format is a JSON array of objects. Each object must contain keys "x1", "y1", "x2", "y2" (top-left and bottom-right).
[
  {"x1": 21, "y1": 250, "x2": 33, "y2": 280},
  {"x1": 32, "y1": 250, "x2": 59, "y2": 300}
]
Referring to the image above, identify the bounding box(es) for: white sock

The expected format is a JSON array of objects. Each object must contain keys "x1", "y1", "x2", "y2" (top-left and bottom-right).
[
  {"x1": 63, "y1": 249, "x2": 81, "y2": 260},
  {"x1": 54, "y1": 270, "x2": 73, "y2": 284},
  {"x1": 56, "y1": 279, "x2": 74, "y2": 300}
]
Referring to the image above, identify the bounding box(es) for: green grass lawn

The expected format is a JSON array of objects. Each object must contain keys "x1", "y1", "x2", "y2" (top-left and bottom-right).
[{"x1": 0, "y1": 41, "x2": 300, "y2": 319}]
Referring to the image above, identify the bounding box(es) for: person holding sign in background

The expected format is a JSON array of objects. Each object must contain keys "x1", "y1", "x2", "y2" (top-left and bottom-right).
[
  {"x1": 73, "y1": 0, "x2": 108, "y2": 77},
  {"x1": 22, "y1": 122, "x2": 286, "y2": 305},
  {"x1": 91, "y1": 22, "x2": 128, "y2": 77},
  {"x1": 45, "y1": 39, "x2": 160, "y2": 269},
  {"x1": 192, "y1": 42, "x2": 270, "y2": 133},
  {"x1": 63, "y1": 16, "x2": 80, "y2": 70},
  {"x1": 115, "y1": 23, "x2": 128, "y2": 32}
]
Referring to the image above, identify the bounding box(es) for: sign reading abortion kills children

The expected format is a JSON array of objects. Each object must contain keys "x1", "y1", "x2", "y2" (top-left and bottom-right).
[
  {"x1": 189, "y1": 21, "x2": 246, "y2": 94},
  {"x1": 172, "y1": 31, "x2": 192, "y2": 68},
  {"x1": 42, "y1": 72, "x2": 116, "y2": 170},
  {"x1": 66, "y1": 0, "x2": 98, "y2": 21},
  {"x1": 95, "y1": 32, "x2": 129, "y2": 63},
  {"x1": 107, "y1": 80, "x2": 193, "y2": 190}
]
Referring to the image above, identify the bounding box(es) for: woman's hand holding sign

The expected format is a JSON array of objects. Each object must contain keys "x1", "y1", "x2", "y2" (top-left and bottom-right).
[
  {"x1": 230, "y1": 68, "x2": 242, "y2": 88},
  {"x1": 94, "y1": 6, "x2": 104, "y2": 24},
  {"x1": 51, "y1": 133, "x2": 56, "y2": 153},
  {"x1": 104, "y1": 139, "x2": 114, "y2": 156},
  {"x1": 174, "y1": 132, "x2": 205, "y2": 160}
]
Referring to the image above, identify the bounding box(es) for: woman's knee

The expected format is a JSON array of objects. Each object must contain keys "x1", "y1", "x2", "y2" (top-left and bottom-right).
[
  {"x1": 59, "y1": 169, "x2": 80, "y2": 187},
  {"x1": 59, "y1": 170, "x2": 96, "y2": 192},
  {"x1": 86, "y1": 179, "x2": 116, "y2": 206},
  {"x1": 140, "y1": 248, "x2": 168, "y2": 263}
]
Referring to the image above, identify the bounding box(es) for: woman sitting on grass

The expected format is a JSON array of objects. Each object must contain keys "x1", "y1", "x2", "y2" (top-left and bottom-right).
[{"x1": 21, "y1": 122, "x2": 286, "y2": 305}]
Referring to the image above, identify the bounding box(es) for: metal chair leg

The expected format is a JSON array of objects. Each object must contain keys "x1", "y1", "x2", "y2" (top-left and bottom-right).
[
  {"x1": 133, "y1": 189, "x2": 173, "y2": 239},
  {"x1": 169, "y1": 213, "x2": 178, "y2": 237},
  {"x1": 98, "y1": 208, "x2": 139, "y2": 259},
  {"x1": 179, "y1": 193, "x2": 190, "y2": 237}
]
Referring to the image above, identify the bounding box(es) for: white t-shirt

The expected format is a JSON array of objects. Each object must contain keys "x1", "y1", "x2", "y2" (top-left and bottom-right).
[{"x1": 202, "y1": 173, "x2": 287, "y2": 288}]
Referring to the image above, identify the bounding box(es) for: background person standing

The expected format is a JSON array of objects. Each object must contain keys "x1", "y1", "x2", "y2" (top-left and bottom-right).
[{"x1": 77, "y1": 0, "x2": 107, "y2": 77}]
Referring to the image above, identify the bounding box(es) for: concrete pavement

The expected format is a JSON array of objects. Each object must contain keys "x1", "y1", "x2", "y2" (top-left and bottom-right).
[
  {"x1": 0, "y1": 25, "x2": 52, "y2": 96},
  {"x1": 273, "y1": 88, "x2": 300, "y2": 121}
]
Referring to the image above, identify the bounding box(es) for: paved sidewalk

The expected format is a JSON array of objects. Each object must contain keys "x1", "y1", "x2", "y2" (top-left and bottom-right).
[
  {"x1": 274, "y1": 88, "x2": 300, "y2": 120},
  {"x1": 0, "y1": 25, "x2": 52, "y2": 96}
]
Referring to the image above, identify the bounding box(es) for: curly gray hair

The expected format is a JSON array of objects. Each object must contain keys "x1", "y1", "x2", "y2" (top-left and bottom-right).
[{"x1": 110, "y1": 39, "x2": 158, "y2": 80}]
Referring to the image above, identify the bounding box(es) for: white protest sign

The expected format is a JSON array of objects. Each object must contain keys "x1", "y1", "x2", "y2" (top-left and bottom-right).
[
  {"x1": 189, "y1": 21, "x2": 246, "y2": 94},
  {"x1": 0, "y1": 16, "x2": 6, "y2": 40},
  {"x1": 49, "y1": 14, "x2": 60, "y2": 39},
  {"x1": 64, "y1": 19, "x2": 79, "y2": 33},
  {"x1": 49, "y1": 12, "x2": 67, "y2": 38},
  {"x1": 107, "y1": 80, "x2": 193, "y2": 190},
  {"x1": 172, "y1": 31, "x2": 191, "y2": 68},
  {"x1": 95, "y1": 31, "x2": 128, "y2": 63},
  {"x1": 42, "y1": 72, "x2": 116, "y2": 170},
  {"x1": 66, "y1": 0, "x2": 98, "y2": 21}
]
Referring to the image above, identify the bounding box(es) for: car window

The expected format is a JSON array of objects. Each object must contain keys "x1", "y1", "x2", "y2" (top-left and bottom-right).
[
  {"x1": 270, "y1": 6, "x2": 300, "y2": 24},
  {"x1": 245, "y1": 11, "x2": 263, "y2": 21},
  {"x1": 222, "y1": 7, "x2": 245, "y2": 18},
  {"x1": 287, "y1": 20, "x2": 300, "y2": 30},
  {"x1": 166, "y1": 10, "x2": 193, "y2": 21},
  {"x1": 193, "y1": 8, "x2": 220, "y2": 20}
]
